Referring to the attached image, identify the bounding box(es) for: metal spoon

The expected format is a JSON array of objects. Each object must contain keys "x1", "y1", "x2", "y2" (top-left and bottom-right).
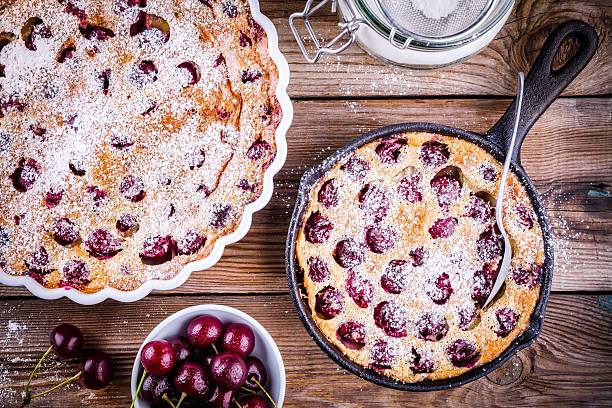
[{"x1": 482, "y1": 72, "x2": 525, "y2": 309}]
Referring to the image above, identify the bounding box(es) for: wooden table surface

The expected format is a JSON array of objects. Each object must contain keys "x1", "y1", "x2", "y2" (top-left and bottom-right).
[{"x1": 1, "y1": 1, "x2": 611, "y2": 406}]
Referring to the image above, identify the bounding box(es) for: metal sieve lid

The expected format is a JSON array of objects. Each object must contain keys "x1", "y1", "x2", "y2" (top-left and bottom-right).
[{"x1": 375, "y1": 0, "x2": 496, "y2": 45}]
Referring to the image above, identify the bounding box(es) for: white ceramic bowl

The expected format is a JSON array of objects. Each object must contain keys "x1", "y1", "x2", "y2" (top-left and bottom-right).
[
  {"x1": 131, "y1": 305, "x2": 285, "y2": 407},
  {"x1": 0, "y1": 0, "x2": 293, "y2": 304}
]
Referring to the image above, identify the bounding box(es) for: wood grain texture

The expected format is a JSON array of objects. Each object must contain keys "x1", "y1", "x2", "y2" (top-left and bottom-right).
[
  {"x1": 0, "y1": 294, "x2": 610, "y2": 407},
  {"x1": 3, "y1": 97, "x2": 609, "y2": 298},
  {"x1": 263, "y1": 0, "x2": 612, "y2": 98}
]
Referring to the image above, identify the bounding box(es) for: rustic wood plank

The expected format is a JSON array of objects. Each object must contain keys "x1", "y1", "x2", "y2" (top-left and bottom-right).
[
  {"x1": 0, "y1": 294, "x2": 610, "y2": 407},
  {"x1": 0, "y1": 97, "x2": 610, "y2": 298},
  {"x1": 263, "y1": 0, "x2": 612, "y2": 98}
]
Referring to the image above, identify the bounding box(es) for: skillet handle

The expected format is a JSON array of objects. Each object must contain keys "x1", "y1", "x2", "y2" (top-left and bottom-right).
[{"x1": 486, "y1": 20, "x2": 598, "y2": 163}]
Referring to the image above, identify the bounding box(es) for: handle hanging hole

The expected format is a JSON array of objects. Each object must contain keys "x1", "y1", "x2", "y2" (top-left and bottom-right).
[{"x1": 551, "y1": 34, "x2": 581, "y2": 73}]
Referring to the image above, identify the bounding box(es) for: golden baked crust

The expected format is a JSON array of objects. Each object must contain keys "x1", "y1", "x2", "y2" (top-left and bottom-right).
[
  {"x1": 296, "y1": 132, "x2": 545, "y2": 382},
  {"x1": 0, "y1": 0, "x2": 281, "y2": 293}
]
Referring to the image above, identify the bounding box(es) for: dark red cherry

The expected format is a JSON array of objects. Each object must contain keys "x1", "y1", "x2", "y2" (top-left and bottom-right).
[
  {"x1": 410, "y1": 348, "x2": 434, "y2": 374},
  {"x1": 140, "y1": 374, "x2": 171, "y2": 403},
  {"x1": 53, "y1": 217, "x2": 80, "y2": 246},
  {"x1": 239, "y1": 31, "x2": 252, "y2": 47},
  {"x1": 130, "y1": 60, "x2": 158, "y2": 87},
  {"x1": 419, "y1": 140, "x2": 449, "y2": 167},
  {"x1": 213, "y1": 53, "x2": 226, "y2": 67},
  {"x1": 210, "y1": 204, "x2": 231, "y2": 228},
  {"x1": 426, "y1": 273, "x2": 454, "y2": 305},
  {"x1": 315, "y1": 286, "x2": 344, "y2": 319},
  {"x1": 476, "y1": 226, "x2": 503, "y2": 262},
  {"x1": 173, "y1": 361, "x2": 211, "y2": 397},
  {"x1": 247, "y1": 139, "x2": 271, "y2": 161},
  {"x1": 141, "y1": 340, "x2": 176, "y2": 376},
  {"x1": 346, "y1": 272, "x2": 373, "y2": 308},
  {"x1": 465, "y1": 195, "x2": 494, "y2": 223},
  {"x1": 381, "y1": 260, "x2": 409, "y2": 294},
  {"x1": 241, "y1": 69, "x2": 262, "y2": 83},
  {"x1": 187, "y1": 315, "x2": 223, "y2": 349},
  {"x1": 430, "y1": 175, "x2": 462, "y2": 209},
  {"x1": 479, "y1": 163, "x2": 497, "y2": 182},
  {"x1": 209, "y1": 351, "x2": 247, "y2": 391},
  {"x1": 221, "y1": 323, "x2": 255, "y2": 357},
  {"x1": 85, "y1": 229, "x2": 123, "y2": 259},
  {"x1": 168, "y1": 335, "x2": 194, "y2": 364},
  {"x1": 415, "y1": 312, "x2": 448, "y2": 341},
  {"x1": 69, "y1": 158, "x2": 86, "y2": 176},
  {"x1": 514, "y1": 205, "x2": 535, "y2": 229},
  {"x1": 62, "y1": 260, "x2": 90, "y2": 287},
  {"x1": 341, "y1": 155, "x2": 369, "y2": 180},
  {"x1": 365, "y1": 225, "x2": 395, "y2": 254},
  {"x1": 358, "y1": 184, "x2": 388, "y2": 222},
  {"x1": 11, "y1": 158, "x2": 41, "y2": 192},
  {"x1": 512, "y1": 264, "x2": 542, "y2": 288},
  {"x1": 109, "y1": 133, "x2": 133, "y2": 149},
  {"x1": 139, "y1": 235, "x2": 175, "y2": 264},
  {"x1": 397, "y1": 172, "x2": 423, "y2": 203},
  {"x1": 50, "y1": 323, "x2": 83, "y2": 360},
  {"x1": 119, "y1": 175, "x2": 145, "y2": 202},
  {"x1": 238, "y1": 395, "x2": 270, "y2": 408},
  {"x1": 336, "y1": 321, "x2": 366, "y2": 350},
  {"x1": 318, "y1": 179, "x2": 338, "y2": 208},
  {"x1": 373, "y1": 301, "x2": 408, "y2": 338},
  {"x1": 79, "y1": 23, "x2": 115, "y2": 41},
  {"x1": 243, "y1": 356, "x2": 267, "y2": 391},
  {"x1": 116, "y1": 214, "x2": 139, "y2": 235},
  {"x1": 307, "y1": 256, "x2": 329, "y2": 283},
  {"x1": 376, "y1": 138, "x2": 406, "y2": 164},
  {"x1": 447, "y1": 339, "x2": 480, "y2": 368},
  {"x1": 369, "y1": 339, "x2": 395, "y2": 369},
  {"x1": 207, "y1": 388, "x2": 235, "y2": 408},
  {"x1": 177, "y1": 231, "x2": 206, "y2": 255},
  {"x1": 248, "y1": 16, "x2": 265, "y2": 42},
  {"x1": 30, "y1": 123, "x2": 47, "y2": 137},
  {"x1": 80, "y1": 351, "x2": 113, "y2": 390},
  {"x1": 472, "y1": 263, "x2": 499, "y2": 307},
  {"x1": 45, "y1": 189, "x2": 63, "y2": 208},
  {"x1": 64, "y1": 2, "x2": 87, "y2": 19},
  {"x1": 333, "y1": 238, "x2": 364, "y2": 268},
  {"x1": 303, "y1": 212, "x2": 333, "y2": 244},
  {"x1": 177, "y1": 61, "x2": 201, "y2": 86},
  {"x1": 494, "y1": 308, "x2": 519, "y2": 337},
  {"x1": 457, "y1": 304, "x2": 478, "y2": 330},
  {"x1": 409, "y1": 247, "x2": 427, "y2": 266},
  {"x1": 98, "y1": 69, "x2": 111, "y2": 94},
  {"x1": 428, "y1": 217, "x2": 458, "y2": 239},
  {"x1": 25, "y1": 246, "x2": 51, "y2": 275}
]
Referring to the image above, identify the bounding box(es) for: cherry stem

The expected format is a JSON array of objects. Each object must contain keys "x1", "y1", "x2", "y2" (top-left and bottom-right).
[
  {"x1": 211, "y1": 343, "x2": 218, "y2": 355},
  {"x1": 29, "y1": 371, "x2": 81, "y2": 400},
  {"x1": 162, "y1": 393, "x2": 177, "y2": 408},
  {"x1": 253, "y1": 378, "x2": 277, "y2": 408},
  {"x1": 24, "y1": 345, "x2": 53, "y2": 398},
  {"x1": 129, "y1": 369, "x2": 147, "y2": 408},
  {"x1": 234, "y1": 400, "x2": 243, "y2": 408},
  {"x1": 240, "y1": 386, "x2": 257, "y2": 395},
  {"x1": 175, "y1": 392, "x2": 186, "y2": 408}
]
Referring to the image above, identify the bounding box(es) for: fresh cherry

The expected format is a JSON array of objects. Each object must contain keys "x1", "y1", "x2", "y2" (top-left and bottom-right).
[
  {"x1": 140, "y1": 340, "x2": 176, "y2": 376},
  {"x1": 238, "y1": 395, "x2": 270, "y2": 408},
  {"x1": 168, "y1": 335, "x2": 194, "y2": 364},
  {"x1": 80, "y1": 351, "x2": 114, "y2": 389},
  {"x1": 209, "y1": 351, "x2": 247, "y2": 391},
  {"x1": 139, "y1": 374, "x2": 171, "y2": 403},
  {"x1": 243, "y1": 356, "x2": 267, "y2": 391},
  {"x1": 173, "y1": 361, "x2": 211, "y2": 397},
  {"x1": 221, "y1": 323, "x2": 255, "y2": 357},
  {"x1": 187, "y1": 315, "x2": 223, "y2": 349},
  {"x1": 50, "y1": 323, "x2": 83, "y2": 359},
  {"x1": 207, "y1": 387, "x2": 235, "y2": 408}
]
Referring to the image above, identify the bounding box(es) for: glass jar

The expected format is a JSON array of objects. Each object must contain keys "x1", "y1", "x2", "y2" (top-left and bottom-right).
[{"x1": 289, "y1": 0, "x2": 515, "y2": 69}]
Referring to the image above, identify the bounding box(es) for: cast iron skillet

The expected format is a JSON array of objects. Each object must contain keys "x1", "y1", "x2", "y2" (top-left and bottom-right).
[{"x1": 286, "y1": 20, "x2": 599, "y2": 391}]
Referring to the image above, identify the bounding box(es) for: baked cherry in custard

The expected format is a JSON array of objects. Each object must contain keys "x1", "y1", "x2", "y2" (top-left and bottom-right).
[
  {"x1": 0, "y1": 0, "x2": 282, "y2": 294},
  {"x1": 297, "y1": 132, "x2": 546, "y2": 383}
]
